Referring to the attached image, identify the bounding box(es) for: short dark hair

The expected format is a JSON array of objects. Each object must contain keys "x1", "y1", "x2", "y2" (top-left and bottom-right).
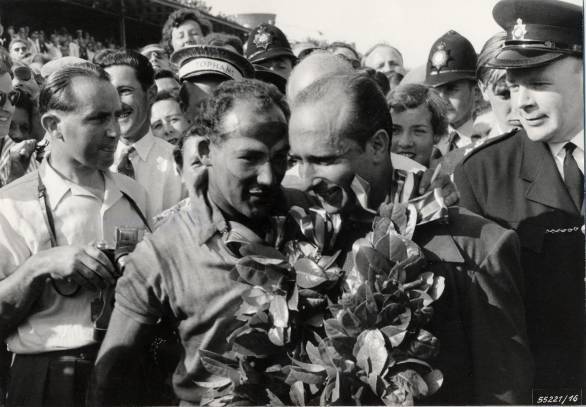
[
  {"x1": 39, "y1": 62, "x2": 110, "y2": 115},
  {"x1": 204, "y1": 32, "x2": 244, "y2": 55},
  {"x1": 293, "y1": 73, "x2": 392, "y2": 149},
  {"x1": 162, "y1": 9, "x2": 211, "y2": 52},
  {"x1": 358, "y1": 67, "x2": 390, "y2": 95},
  {"x1": 387, "y1": 83, "x2": 449, "y2": 137},
  {"x1": 154, "y1": 89, "x2": 180, "y2": 103},
  {"x1": 154, "y1": 69, "x2": 178, "y2": 81},
  {"x1": 93, "y1": 49, "x2": 154, "y2": 90},
  {"x1": 199, "y1": 79, "x2": 289, "y2": 145}
]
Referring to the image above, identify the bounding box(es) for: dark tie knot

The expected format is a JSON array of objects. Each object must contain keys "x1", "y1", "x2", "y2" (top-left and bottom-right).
[{"x1": 564, "y1": 142, "x2": 577, "y2": 154}]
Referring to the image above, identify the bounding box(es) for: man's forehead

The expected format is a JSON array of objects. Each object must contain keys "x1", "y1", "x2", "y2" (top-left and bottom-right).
[
  {"x1": 369, "y1": 46, "x2": 402, "y2": 62},
  {"x1": 290, "y1": 99, "x2": 353, "y2": 150},
  {"x1": 68, "y1": 77, "x2": 120, "y2": 110}
]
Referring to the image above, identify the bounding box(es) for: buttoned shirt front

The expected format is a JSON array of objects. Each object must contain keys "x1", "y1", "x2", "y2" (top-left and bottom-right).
[
  {"x1": 0, "y1": 159, "x2": 149, "y2": 354},
  {"x1": 547, "y1": 131, "x2": 584, "y2": 180},
  {"x1": 111, "y1": 131, "x2": 185, "y2": 220}
]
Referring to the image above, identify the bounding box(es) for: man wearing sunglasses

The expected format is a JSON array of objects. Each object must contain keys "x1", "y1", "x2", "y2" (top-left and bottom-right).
[{"x1": 0, "y1": 62, "x2": 149, "y2": 407}]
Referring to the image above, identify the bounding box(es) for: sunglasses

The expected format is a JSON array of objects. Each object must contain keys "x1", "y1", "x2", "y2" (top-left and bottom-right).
[{"x1": 0, "y1": 90, "x2": 20, "y2": 107}]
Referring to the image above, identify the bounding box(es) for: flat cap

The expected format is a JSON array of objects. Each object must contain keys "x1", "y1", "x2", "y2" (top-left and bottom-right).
[
  {"x1": 491, "y1": 0, "x2": 583, "y2": 68},
  {"x1": 245, "y1": 24, "x2": 296, "y2": 64},
  {"x1": 171, "y1": 45, "x2": 254, "y2": 81},
  {"x1": 425, "y1": 30, "x2": 477, "y2": 87},
  {"x1": 40, "y1": 56, "x2": 86, "y2": 78}
]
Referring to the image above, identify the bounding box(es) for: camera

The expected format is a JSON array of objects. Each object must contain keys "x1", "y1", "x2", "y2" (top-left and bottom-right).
[
  {"x1": 93, "y1": 227, "x2": 143, "y2": 341},
  {"x1": 96, "y1": 226, "x2": 143, "y2": 273}
]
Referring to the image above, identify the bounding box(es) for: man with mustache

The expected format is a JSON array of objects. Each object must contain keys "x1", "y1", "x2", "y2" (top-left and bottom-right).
[
  {"x1": 454, "y1": 0, "x2": 584, "y2": 391},
  {"x1": 287, "y1": 73, "x2": 533, "y2": 404},
  {"x1": 88, "y1": 79, "x2": 312, "y2": 405},
  {"x1": 0, "y1": 62, "x2": 149, "y2": 406},
  {"x1": 95, "y1": 49, "x2": 185, "y2": 219}
]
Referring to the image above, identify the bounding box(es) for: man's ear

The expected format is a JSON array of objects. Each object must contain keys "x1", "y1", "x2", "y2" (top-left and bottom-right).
[
  {"x1": 40, "y1": 112, "x2": 62, "y2": 139},
  {"x1": 197, "y1": 137, "x2": 212, "y2": 167},
  {"x1": 368, "y1": 129, "x2": 390, "y2": 161}
]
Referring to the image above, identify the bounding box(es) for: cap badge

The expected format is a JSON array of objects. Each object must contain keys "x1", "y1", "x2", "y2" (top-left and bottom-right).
[
  {"x1": 253, "y1": 26, "x2": 272, "y2": 51},
  {"x1": 431, "y1": 42, "x2": 449, "y2": 71},
  {"x1": 512, "y1": 18, "x2": 527, "y2": 40}
]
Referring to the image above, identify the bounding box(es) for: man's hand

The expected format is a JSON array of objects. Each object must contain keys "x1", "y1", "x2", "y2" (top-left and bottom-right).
[
  {"x1": 31, "y1": 245, "x2": 119, "y2": 291},
  {"x1": 419, "y1": 169, "x2": 459, "y2": 207}
]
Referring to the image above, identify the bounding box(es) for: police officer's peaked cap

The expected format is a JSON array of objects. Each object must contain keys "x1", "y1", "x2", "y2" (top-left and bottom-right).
[
  {"x1": 253, "y1": 64, "x2": 287, "y2": 94},
  {"x1": 171, "y1": 45, "x2": 254, "y2": 81},
  {"x1": 425, "y1": 30, "x2": 477, "y2": 87},
  {"x1": 245, "y1": 24, "x2": 296, "y2": 65},
  {"x1": 491, "y1": 0, "x2": 583, "y2": 68}
]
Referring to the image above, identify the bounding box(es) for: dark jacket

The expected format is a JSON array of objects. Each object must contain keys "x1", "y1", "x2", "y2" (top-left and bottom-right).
[
  {"x1": 341, "y1": 206, "x2": 533, "y2": 404},
  {"x1": 454, "y1": 129, "x2": 584, "y2": 389}
]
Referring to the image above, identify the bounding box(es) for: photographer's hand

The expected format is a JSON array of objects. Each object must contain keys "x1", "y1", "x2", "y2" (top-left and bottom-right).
[
  {"x1": 34, "y1": 245, "x2": 119, "y2": 290},
  {"x1": 0, "y1": 245, "x2": 117, "y2": 339}
]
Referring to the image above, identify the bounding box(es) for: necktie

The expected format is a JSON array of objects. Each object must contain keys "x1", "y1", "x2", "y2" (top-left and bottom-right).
[
  {"x1": 117, "y1": 145, "x2": 135, "y2": 179},
  {"x1": 563, "y1": 142, "x2": 583, "y2": 210},
  {"x1": 447, "y1": 131, "x2": 460, "y2": 152}
]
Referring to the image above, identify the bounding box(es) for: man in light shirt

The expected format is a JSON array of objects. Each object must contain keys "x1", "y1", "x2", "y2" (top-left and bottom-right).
[
  {"x1": 95, "y1": 49, "x2": 185, "y2": 219},
  {"x1": 454, "y1": 0, "x2": 584, "y2": 391},
  {"x1": 0, "y1": 62, "x2": 149, "y2": 406}
]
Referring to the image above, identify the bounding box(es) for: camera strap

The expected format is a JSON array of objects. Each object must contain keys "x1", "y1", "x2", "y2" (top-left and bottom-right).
[{"x1": 37, "y1": 171, "x2": 152, "y2": 297}]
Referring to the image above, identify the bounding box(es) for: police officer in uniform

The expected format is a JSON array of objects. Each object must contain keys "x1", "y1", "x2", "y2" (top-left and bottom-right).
[
  {"x1": 454, "y1": 0, "x2": 584, "y2": 391},
  {"x1": 245, "y1": 24, "x2": 297, "y2": 80},
  {"x1": 425, "y1": 30, "x2": 479, "y2": 155}
]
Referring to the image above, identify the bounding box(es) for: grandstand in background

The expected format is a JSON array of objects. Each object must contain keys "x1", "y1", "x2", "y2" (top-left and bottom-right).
[{"x1": 1, "y1": 0, "x2": 250, "y2": 49}]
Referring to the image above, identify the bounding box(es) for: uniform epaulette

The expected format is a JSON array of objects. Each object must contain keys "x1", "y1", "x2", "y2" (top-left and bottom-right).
[{"x1": 460, "y1": 128, "x2": 520, "y2": 164}]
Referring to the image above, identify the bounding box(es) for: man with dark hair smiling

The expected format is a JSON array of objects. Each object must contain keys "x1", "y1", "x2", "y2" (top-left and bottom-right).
[
  {"x1": 95, "y1": 49, "x2": 185, "y2": 218},
  {"x1": 88, "y1": 79, "x2": 312, "y2": 405},
  {"x1": 287, "y1": 73, "x2": 533, "y2": 404}
]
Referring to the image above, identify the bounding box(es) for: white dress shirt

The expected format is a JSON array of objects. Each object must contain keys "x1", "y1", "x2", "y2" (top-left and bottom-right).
[
  {"x1": 0, "y1": 159, "x2": 149, "y2": 353},
  {"x1": 110, "y1": 131, "x2": 185, "y2": 219},
  {"x1": 547, "y1": 131, "x2": 584, "y2": 180}
]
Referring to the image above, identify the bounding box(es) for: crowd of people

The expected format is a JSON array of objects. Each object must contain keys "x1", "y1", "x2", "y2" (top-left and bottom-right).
[{"x1": 0, "y1": 0, "x2": 583, "y2": 405}]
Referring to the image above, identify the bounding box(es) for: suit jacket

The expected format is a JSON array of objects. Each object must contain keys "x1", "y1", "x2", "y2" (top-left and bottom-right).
[
  {"x1": 454, "y1": 129, "x2": 585, "y2": 389},
  {"x1": 340, "y1": 207, "x2": 533, "y2": 404}
]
